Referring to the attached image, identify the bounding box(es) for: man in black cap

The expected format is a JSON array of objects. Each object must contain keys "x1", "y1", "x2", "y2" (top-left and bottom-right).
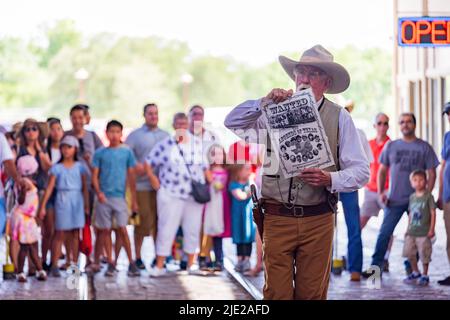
[{"x1": 437, "y1": 101, "x2": 450, "y2": 286}]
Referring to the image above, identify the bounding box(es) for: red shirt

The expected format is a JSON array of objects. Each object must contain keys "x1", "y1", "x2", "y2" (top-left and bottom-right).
[
  {"x1": 228, "y1": 141, "x2": 258, "y2": 173},
  {"x1": 366, "y1": 136, "x2": 390, "y2": 193}
]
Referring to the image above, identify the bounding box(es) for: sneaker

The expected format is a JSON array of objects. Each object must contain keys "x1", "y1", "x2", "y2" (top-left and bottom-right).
[
  {"x1": 438, "y1": 275, "x2": 450, "y2": 286},
  {"x1": 213, "y1": 261, "x2": 223, "y2": 272},
  {"x1": 149, "y1": 267, "x2": 169, "y2": 278},
  {"x1": 404, "y1": 259, "x2": 412, "y2": 276},
  {"x1": 42, "y1": 262, "x2": 51, "y2": 272},
  {"x1": 27, "y1": 265, "x2": 36, "y2": 277},
  {"x1": 188, "y1": 265, "x2": 205, "y2": 276},
  {"x1": 17, "y1": 273, "x2": 27, "y2": 283},
  {"x1": 151, "y1": 258, "x2": 168, "y2": 269},
  {"x1": 179, "y1": 259, "x2": 187, "y2": 271},
  {"x1": 382, "y1": 260, "x2": 389, "y2": 273},
  {"x1": 241, "y1": 259, "x2": 251, "y2": 272},
  {"x1": 59, "y1": 263, "x2": 70, "y2": 271},
  {"x1": 85, "y1": 263, "x2": 101, "y2": 274},
  {"x1": 199, "y1": 257, "x2": 209, "y2": 271},
  {"x1": 36, "y1": 270, "x2": 47, "y2": 281},
  {"x1": 403, "y1": 271, "x2": 421, "y2": 284},
  {"x1": 234, "y1": 260, "x2": 244, "y2": 273},
  {"x1": 104, "y1": 264, "x2": 116, "y2": 277},
  {"x1": 418, "y1": 275, "x2": 430, "y2": 286},
  {"x1": 50, "y1": 266, "x2": 61, "y2": 277},
  {"x1": 361, "y1": 267, "x2": 383, "y2": 279},
  {"x1": 100, "y1": 257, "x2": 109, "y2": 265},
  {"x1": 244, "y1": 267, "x2": 263, "y2": 277},
  {"x1": 127, "y1": 263, "x2": 141, "y2": 277},
  {"x1": 135, "y1": 258, "x2": 146, "y2": 270}
]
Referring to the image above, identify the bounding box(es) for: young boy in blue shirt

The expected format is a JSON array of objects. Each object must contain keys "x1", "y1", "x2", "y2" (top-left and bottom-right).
[{"x1": 91, "y1": 120, "x2": 140, "y2": 277}]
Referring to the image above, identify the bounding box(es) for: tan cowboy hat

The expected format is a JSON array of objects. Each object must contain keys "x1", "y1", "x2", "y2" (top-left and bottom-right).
[{"x1": 279, "y1": 45, "x2": 350, "y2": 94}]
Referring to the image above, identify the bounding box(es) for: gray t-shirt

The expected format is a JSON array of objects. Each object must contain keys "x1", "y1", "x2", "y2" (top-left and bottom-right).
[
  {"x1": 125, "y1": 125, "x2": 169, "y2": 191},
  {"x1": 407, "y1": 191, "x2": 436, "y2": 237},
  {"x1": 379, "y1": 138, "x2": 439, "y2": 206}
]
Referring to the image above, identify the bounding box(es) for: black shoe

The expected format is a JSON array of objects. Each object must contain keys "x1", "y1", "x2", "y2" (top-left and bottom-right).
[
  {"x1": 438, "y1": 276, "x2": 450, "y2": 286},
  {"x1": 180, "y1": 260, "x2": 187, "y2": 271},
  {"x1": 213, "y1": 261, "x2": 223, "y2": 272},
  {"x1": 104, "y1": 263, "x2": 116, "y2": 277},
  {"x1": 199, "y1": 257, "x2": 209, "y2": 271},
  {"x1": 404, "y1": 259, "x2": 412, "y2": 276},
  {"x1": 361, "y1": 268, "x2": 382, "y2": 279},
  {"x1": 135, "y1": 258, "x2": 146, "y2": 270},
  {"x1": 42, "y1": 262, "x2": 52, "y2": 272},
  {"x1": 151, "y1": 258, "x2": 167, "y2": 269}
]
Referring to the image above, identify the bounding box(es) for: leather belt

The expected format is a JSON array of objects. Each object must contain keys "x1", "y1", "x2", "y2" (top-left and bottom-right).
[{"x1": 262, "y1": 201, "x2": 333, "y2": 218}]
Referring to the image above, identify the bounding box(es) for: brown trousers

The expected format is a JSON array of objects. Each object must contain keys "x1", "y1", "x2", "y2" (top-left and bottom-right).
[{"x1": 262, "y1": 212, "x2": 334, "y2": 300}]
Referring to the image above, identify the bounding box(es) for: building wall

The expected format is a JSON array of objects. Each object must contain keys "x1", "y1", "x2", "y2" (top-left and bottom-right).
[{"x1": 395, "y1": 0, "x2": 450, "y2": 154}]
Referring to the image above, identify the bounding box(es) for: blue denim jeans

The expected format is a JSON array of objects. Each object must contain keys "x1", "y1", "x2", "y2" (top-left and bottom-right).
[
  {"x1": 371, "y1": 203, "x2": 409, "y2": 268},
  {"x1": 340, "y1": 191, "x2": 363, "y2": 273},
  {"x1": 0, "y1": 198, "x2": 6, "y2": 235}
]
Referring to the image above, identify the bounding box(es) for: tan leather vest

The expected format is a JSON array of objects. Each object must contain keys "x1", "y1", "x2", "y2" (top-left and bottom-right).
[{"x1": 261, "y1": 98, "x2": 342, "y2": 206}]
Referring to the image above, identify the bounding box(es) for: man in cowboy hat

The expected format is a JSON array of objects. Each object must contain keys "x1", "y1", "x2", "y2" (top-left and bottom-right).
[{"x1": 224, "y1": 45, "x2": 369, "y2": 300}]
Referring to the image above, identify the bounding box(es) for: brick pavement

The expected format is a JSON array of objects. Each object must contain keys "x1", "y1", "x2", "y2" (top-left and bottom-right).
[
  {"x1": 224, "y1": 201, "x2": 450, "y2": 300},
  {"x1": 0, "y1": 228, "x2": 251, "y2": 300}
]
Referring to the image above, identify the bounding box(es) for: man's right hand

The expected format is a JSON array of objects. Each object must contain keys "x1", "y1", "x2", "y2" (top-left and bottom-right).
[{"x1": 261, "y1": 88, "x2": 293, "y2": 106}]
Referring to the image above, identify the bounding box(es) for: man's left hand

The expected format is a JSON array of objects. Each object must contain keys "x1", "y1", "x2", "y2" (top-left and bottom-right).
[{"x1": 298, "y1": 168, "x2": 331, "y2": 187}]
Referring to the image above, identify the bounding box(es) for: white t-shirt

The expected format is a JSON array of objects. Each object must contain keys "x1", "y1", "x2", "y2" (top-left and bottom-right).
[
  {"x1": 50, "y1": 147, "x2": 62, "y2": 165},
  {"x1": 0, "y1": 133, "x2": 14, "y2": 198}
]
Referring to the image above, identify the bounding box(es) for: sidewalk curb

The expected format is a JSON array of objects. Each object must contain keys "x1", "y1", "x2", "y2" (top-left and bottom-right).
[{"x1": 223, "y1": 258, "x2": 263, "y2": 300}]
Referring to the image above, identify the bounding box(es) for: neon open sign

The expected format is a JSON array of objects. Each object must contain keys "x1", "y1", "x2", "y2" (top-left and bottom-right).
[{"x1": 399, "y1": 17, "x2": 450, "y2": 47}]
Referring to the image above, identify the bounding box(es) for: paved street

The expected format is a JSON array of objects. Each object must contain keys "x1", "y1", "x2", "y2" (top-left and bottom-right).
[
  {"x1": 0, "y1": 229, "x2": 251, "y2": 300},
  {"x1": 1, "y1": 197, "x2": 450, "y2": 300},
  {"x1": 229, "y1": 200, "x2": 450, "y2": 300}
]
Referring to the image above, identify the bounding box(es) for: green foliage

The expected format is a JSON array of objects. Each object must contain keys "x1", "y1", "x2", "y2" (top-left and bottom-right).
[{"x1": 0, "y1": 20, "x2": 392, "y2": 129}]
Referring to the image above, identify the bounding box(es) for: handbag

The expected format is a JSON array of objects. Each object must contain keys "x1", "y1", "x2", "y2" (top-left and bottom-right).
[
  {"x1": 79, "y1": 217, "x2": 93, "y2": 256},
  {"x1": 175, "y1": 141, "x2": 211, "y2": 204}
]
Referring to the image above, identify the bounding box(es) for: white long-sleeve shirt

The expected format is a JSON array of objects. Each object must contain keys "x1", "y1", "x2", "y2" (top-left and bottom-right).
[{"x1": 224, "y1": 98, "x2": 370, "y2": 193}]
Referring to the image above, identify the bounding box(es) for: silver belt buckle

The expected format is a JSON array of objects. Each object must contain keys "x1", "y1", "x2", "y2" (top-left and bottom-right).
[{"x1": 292, "y1": 206, "x2": 304, "y2": 217}]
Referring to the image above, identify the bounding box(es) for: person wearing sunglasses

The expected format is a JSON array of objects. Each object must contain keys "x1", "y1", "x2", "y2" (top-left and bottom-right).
[
  {"x1": 360, "y1": 112, "x2": 393, "y2": 272},
  {"x1": 17, "y1": 119, "x2": 52, "y2": 187},
  {"x1": 188, "y1": 105, "x2": 221, "y2": 271},
  {"x1": 362, "y1": 112, "x2": 439, "y2": 279},
  {"x1": 14, "y1": 119, "x2": 52, "y2": 275}
]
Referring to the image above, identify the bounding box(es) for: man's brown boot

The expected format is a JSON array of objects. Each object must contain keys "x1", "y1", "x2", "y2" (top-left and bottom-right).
[{"x1": 350, "y1": 272, "x2": 361, "y2": 282}]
